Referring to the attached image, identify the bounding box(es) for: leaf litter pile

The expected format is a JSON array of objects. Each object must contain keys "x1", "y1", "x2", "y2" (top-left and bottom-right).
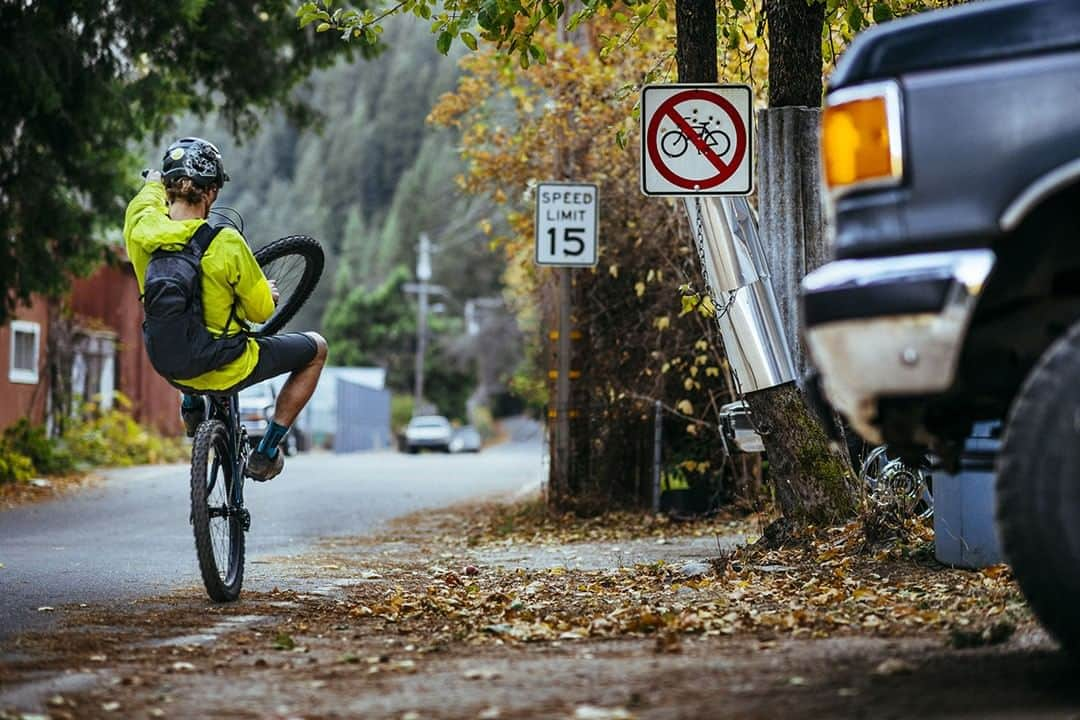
[{"x1": 331, "y1": 501, "x2": 1032, "y2": 652}]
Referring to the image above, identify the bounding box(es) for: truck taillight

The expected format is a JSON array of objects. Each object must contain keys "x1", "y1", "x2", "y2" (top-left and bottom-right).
[{"x1": 821, "y1": 81, "x2": 903, "y2": 195}]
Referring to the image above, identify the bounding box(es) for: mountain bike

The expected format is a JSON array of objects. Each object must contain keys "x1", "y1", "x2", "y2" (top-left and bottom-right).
[{"x1": 189, "y1": 234, "x2": 323, "y2": 602}]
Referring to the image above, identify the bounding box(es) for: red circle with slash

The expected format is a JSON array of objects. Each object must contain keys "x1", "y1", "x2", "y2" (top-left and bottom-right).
[{"x1": 646, "y1": 89, "x2": 748, "y2": 190}]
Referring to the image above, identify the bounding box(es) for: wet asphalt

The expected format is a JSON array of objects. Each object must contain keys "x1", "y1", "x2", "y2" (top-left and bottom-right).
[{"x1": 0, "y1": 418, "x2": 543, "y2": 642}]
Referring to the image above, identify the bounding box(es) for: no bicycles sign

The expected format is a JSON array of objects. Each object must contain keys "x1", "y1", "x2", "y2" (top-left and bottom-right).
[{"x1": 640, "y1": 84, "x2": 753, "y2": 197}]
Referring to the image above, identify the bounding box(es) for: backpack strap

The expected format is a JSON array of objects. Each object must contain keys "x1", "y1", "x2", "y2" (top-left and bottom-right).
[
  {"x1": 188, "y1": 222, "x2": 224, "y2": 259},
  {"x1": 187, "y1": 222, "x2": 245, "y2": 339}
]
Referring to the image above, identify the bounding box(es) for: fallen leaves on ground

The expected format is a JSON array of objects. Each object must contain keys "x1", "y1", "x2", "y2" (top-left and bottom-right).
[
  {"x1": 307, "y1": 502, "x2": 1032, "y2": 651},
  {"x1": 0, "y1": 501, "x2": 1040, "y2": 720},
  {"x1": 0, "y1": 473, "x2": 100, "y2": 510},
  {"x1": 428, "y1": 498, "x2": 763, "y2": 547}
]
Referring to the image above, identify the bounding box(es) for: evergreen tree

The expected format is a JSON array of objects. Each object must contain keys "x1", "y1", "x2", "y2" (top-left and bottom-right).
[{"x1": 0, "y1": 0, "x2": 366, "y2": 321}]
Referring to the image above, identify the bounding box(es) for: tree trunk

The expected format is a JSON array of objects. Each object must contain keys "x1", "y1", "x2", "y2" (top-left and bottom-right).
[
  {"x1": 673, "y1": 0, "x2": 858, "y2": 526},
  {"x1": 46, "y1": 299, "x2": 76, "y2": 436},
  {"x1": 752, "y1": 4, "x2": 858, "y2": 525},
  {"x1": 675, "y1": 0, "x2": 717, "y2": 84},
  {"x1": 744, "y1": 383, "x2": 857, "y2": 526},
  {"x1": 765, "y1": 0, "x2": 826, "y2": 107}
]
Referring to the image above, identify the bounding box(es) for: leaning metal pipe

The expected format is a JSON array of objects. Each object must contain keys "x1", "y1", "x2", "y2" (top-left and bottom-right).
[{"x1": 683, "y1": 196, "x2": 796, "y2": 393}]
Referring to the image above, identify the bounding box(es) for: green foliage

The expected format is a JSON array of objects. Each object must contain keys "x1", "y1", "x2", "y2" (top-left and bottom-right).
[
  {"x1": 322, "y1": 265, "x2": 473, "y2": 418},
  {"x1": 471, "y1": 405, "x2": 495, "y2": 440},
  {"x1": 0, "y1": 443, "x2": 34, "y2": 485},
  {"x1": 2, "y1": 419, "x2": 73, "y2": 476},
  {"x1": 391, "y1": 394, "x2": 415, "y2": 432},
  {"x1": 0, "y1": 0, "x2": 367, "y2": 322},
  {"x1": 300, "y1": 0, "x2": 962, "y2": 108},
  {"x1": 61, "y1": 401, "x2": 188, "y2": 469},
  {"x1": 302, "y1": 0, "x2": 575, "y2": 68},
  {"x1": 324, "y1": 265, "x2": 416, "y2": 369},
  {"x1": 0, "y1": 405, "x2": 186, "y2": 482},
  {"x1": 181, "y1": 21, "x2": 499, "y2": 332}
]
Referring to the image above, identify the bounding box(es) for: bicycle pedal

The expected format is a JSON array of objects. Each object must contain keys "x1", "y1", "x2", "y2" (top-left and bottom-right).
[{"x1": 239, "y1": 508, "x2": 251, "y2": 532}]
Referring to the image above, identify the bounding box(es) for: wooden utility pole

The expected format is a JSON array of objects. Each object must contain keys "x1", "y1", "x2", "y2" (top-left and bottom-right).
[
  {"x1": 551, "y1": 11, "x2": 572, "y2": 504},
  {"x1": 413, "y1": 233, "x2": 432, "y2": 411},
  {"x1": 554, "y1": 269, "x2": 572, "y2": 501}
]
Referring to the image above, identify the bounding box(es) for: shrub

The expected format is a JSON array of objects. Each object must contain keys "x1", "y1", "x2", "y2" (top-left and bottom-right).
[
  {"x1": 391, "y1": 394, "x2": 414, "y2": 433},
  {"x1": 2, "y1": 418, "x2": 74, "y2": 475},
  {"x1": 0, "y1": 442, "x2": 35, "y2": 484},
  {"x1": 62, "y1": 403, "x2": 187, "y2": 468},
  {"x1": 472, "y1": 405, "x2": 495, "y2": 440}
]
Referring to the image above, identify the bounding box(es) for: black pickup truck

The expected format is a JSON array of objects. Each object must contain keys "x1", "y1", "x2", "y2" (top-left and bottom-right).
[{"x1": 800, "y1": 0, "x2": 1080, "y2": 654}]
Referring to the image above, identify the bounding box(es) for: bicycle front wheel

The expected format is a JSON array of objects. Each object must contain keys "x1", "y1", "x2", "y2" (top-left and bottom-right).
[
  {"x1": 251, "y1": 235, "x2": 324, "y2": 337},
  {"x1": 191, "y1": 419, "x2": 245, "y2": 602}
]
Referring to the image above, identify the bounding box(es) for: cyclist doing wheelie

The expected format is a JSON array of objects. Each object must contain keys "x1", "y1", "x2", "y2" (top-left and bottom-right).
[{"x1": 123, "y1": 137, "x2": 327, "y2": 481}]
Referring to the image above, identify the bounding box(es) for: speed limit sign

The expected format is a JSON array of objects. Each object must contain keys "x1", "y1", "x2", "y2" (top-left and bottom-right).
[{"x1": 535, "y1": 182, "x2": 598, "y2": 267}]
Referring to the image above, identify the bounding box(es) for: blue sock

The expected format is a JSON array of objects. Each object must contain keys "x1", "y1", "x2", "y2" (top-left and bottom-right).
[
  {"x1": 258, "y1": 421, "x2": 289, "y2": 459},
  {"x1": 182, "y1": 394, "x2": 203, "y2": 411}
]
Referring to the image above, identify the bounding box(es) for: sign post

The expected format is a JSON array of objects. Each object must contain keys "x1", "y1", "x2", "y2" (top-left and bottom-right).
[
  {"x1": 536, "y1": 182, "x2": 599, "y2": 502},
  {"x1": 640, "y1": 84, "x2": 753, "y2": 197}
]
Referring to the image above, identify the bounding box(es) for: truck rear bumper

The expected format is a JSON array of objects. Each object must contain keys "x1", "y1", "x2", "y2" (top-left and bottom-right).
[{"x1": 801, "y1": 249, "x2": 995, "y2": 442}]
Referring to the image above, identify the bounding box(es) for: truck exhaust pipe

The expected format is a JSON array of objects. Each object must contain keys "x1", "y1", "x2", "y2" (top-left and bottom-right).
[{"x1": 683, "y1": 196, "x2": 796, "y2": 393}]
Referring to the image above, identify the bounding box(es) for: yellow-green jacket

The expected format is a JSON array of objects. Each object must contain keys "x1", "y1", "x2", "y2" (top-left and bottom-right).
[{"x1": 123, "y1": 181, "x2": 274, "y2": 390}]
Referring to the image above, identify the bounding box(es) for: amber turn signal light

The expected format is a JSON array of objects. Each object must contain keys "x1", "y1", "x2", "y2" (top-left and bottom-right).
[{"x1": 821, "y1": 81, "x2": 902, "y2": 194}]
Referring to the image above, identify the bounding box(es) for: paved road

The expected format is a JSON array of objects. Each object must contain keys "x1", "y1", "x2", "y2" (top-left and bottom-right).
[{"x1": 0, "y1": 419, "x2": 543, "y2": 641}]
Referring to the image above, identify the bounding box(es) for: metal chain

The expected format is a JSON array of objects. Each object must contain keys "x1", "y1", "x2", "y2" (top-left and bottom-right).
[
  {"x1": 688, "y1": 196, "x2": 744, "y2": 399},
  {"x1": 689, "y1": 196, "x2": 716, "y2": 307},
  {"x1": 686, "y1": 198, "x2": 773, "y2": 440},
  {"x1": 689, "y1": 197, "x2": 739, "y2": 324}
]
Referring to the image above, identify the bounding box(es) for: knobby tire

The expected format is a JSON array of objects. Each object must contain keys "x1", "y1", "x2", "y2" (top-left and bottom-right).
[
  {"x1": 251, "y1": 235, "x2": 324, "y2": 337},
  {"x1": 191, "y1": 419, "x2": 245, "y2": 602}
]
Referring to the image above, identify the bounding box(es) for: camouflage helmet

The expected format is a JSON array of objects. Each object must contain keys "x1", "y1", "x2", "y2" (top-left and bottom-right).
[{"x1": 161, "y1": 137, "x2": 229, "y2": 189}]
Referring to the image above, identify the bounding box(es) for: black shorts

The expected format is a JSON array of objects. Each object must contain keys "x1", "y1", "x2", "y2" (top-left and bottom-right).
[
  {"x1": 172, "y1": 332, "x2": 318, "y2": 396},
  {"x1": 230, "y1": 332, "x2": 319, "y2": 392}
]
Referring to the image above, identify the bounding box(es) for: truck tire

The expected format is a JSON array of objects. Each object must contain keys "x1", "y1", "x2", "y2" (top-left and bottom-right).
[{"x1": 997, "y1": 319, "x2": 1080, "y2": 656}]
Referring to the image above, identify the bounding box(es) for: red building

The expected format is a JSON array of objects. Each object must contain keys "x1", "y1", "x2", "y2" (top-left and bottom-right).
[
  {"x1": 0, "y1": 300, "x2": 50, "y2": 429},
  {"x1": 0, "y1": 258, "x2": 181, "y2": 435}
]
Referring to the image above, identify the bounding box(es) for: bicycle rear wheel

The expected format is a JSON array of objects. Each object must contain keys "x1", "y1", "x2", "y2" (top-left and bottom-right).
[
  {"x1": 251, "y1": 235, "x2": 324, "y2": 337},
  {"x1": 191, "y1": 419, "x2": 245, "y2": 601}
]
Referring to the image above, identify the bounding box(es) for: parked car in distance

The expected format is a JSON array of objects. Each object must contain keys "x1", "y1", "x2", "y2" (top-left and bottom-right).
[
  {"x1": 449, "y1": 425, "x2": 483, "y2": 454},
  {"x1": 403, "y1": 415, "x2": 453, "y2": 453},
  {"x1": 238, "y1": 383, "x2": 303, "y2": 456}
]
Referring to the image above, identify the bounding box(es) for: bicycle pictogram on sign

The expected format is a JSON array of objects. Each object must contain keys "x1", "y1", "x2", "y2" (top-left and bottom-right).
[
  {"x1": 659, "y1": 113, "x2": 732, "y2": 159},
  {"x1": 640, "y1": 84, "x2": 753, "y2": 197}
]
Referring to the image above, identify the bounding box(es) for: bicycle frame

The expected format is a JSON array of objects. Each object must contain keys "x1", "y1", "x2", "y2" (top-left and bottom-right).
[{"x1": 206, "y1": 393, "x2": 249, "y2": 530}]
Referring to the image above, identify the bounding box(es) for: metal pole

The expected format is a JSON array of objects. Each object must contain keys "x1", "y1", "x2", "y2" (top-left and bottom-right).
[
  {"x1": 414, "y1": 233, "x2": 432, "y2": 411},
  {"x1": 555, "y1": 267, "x2": 572, "y2": 501},
  {"x1": 652, "y1": 399, "x2": 663, "y2": 512}
]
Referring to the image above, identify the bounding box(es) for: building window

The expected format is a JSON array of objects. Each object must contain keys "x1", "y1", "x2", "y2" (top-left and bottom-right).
[
  {"x1": 9, "y1": 320, "x2": 41, "y2": 384},
  {"x1": 72, "y1": 330, "x2": 117, "y2": 410}
]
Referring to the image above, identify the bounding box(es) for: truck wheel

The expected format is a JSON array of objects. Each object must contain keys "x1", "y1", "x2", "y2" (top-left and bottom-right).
[{"x1": 997, "y1": 319, "x2": 1080, "y2": 656}]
